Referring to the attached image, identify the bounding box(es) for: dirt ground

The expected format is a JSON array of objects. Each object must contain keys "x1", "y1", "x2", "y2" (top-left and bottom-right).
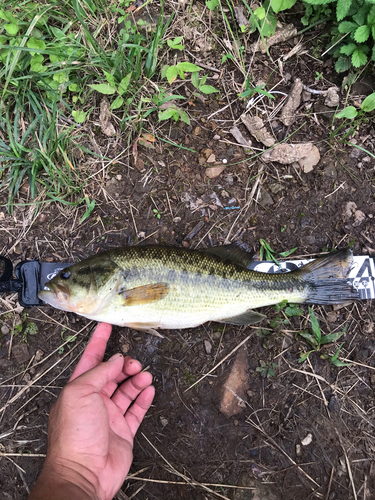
[{"x1": 1, "y1": 2, "x2": 375, "y2": 499}]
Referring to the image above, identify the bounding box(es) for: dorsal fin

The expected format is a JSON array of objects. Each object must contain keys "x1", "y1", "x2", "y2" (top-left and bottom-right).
[{"x1": 202, "y1": 243, "x2": 254, "y2": 269}]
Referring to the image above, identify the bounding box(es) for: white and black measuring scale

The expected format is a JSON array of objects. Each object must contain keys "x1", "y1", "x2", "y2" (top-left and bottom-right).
[{"x1": 0, "y1": 252, "x2": 374, "y2": 308}]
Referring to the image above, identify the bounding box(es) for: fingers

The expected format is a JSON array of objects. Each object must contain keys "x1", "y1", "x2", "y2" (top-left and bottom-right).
[
  {"x1": 70, "y1": 323, "x2": 112, "y2": 381},
  {"x1": 111, "y1": 371, "x2": 153, "y2": 415},
  {"x1": 72, "y1": 352, "x2": 125, "y2": 393},
  {"x1": 125, "y1": 385, "x2": 155, "y2": 437},
  {"x1": 101, "y1": 357, "x2": 143, "y2": 398}
]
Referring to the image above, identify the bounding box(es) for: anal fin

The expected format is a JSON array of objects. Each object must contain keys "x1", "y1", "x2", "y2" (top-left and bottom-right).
[{"x1": 219, "y1": 309, "x2": 266, "y2": 325}]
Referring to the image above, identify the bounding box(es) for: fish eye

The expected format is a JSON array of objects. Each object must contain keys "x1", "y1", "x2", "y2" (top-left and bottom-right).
[{"x1": 60, "y1": 270, "x2": 71, "y2": 280}]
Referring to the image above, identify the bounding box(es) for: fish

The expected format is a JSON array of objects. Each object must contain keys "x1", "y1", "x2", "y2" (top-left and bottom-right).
[{"x1": 38, "y1": 245, "x2": 359, "y2": 335}]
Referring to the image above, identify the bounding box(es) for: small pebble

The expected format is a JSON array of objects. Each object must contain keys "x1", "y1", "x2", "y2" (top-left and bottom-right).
[
  {"x1": 213, "y1": 134, "x2": 221, "y2": 140},
  {"x1": 301, "y1": 433, "x2": 313, "y2": 446}
]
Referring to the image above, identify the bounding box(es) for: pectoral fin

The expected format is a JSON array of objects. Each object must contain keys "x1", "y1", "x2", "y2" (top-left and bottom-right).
[
  {"x1": 126, "y1": 322, "x2": 165, "y2": 338},
  {"x1": 219, "y1": 309, "x2": 266, "y2": 325},
  {"x1": 120, "y1": 283, "x2": 169, "y2": 305}
]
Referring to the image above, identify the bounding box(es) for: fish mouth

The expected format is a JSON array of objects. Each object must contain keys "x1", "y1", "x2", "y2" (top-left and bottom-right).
[{"x1": 39, "y1": 283, "x2": 70, "y2": 304}]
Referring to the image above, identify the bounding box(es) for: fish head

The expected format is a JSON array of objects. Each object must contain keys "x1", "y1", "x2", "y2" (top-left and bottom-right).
[{"x1": 38, "y1": 256, "x2": 121, "y2": 315}]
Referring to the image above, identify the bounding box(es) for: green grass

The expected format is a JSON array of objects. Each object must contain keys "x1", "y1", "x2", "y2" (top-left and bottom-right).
[{"x1": 0, "y1": 0, "x2": 171, "y2": 211}]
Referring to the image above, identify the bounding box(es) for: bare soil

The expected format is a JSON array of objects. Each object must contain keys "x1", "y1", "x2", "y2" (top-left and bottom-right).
[{"x1": 1, "y1": 3, "x2": 375, "y2": 499}]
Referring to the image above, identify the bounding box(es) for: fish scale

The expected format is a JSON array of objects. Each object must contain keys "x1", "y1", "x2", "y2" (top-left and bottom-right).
[{"x1": 38, "y1": 245, "x2": 360, "y2": 333}]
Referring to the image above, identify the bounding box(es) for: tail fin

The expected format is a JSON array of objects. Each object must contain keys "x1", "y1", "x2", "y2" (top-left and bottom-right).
[{"x1": 296, "y1": 249, "x2": 360, "y2": 305}]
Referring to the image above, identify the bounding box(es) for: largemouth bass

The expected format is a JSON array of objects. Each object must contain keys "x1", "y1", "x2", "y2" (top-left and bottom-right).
[{"x1": 38, "y1": 245, "x2": 359, "y2": 334}]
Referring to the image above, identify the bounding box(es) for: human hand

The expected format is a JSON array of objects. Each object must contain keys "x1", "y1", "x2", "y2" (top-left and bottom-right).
[{"x1": 29, "y1": 323, "x2": 154, "y2": 500}]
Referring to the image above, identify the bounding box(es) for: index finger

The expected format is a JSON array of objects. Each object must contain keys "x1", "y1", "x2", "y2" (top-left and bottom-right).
[{"x1": 69, "y1": 322, "x2": 112, "y2": 381}]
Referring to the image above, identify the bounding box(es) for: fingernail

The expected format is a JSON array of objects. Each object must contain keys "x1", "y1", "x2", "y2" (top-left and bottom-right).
[{"x1": 109, "y1": 353, "x2": 122, "y2": 362}]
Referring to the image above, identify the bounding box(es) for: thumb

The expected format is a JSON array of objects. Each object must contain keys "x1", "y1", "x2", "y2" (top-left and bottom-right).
[{"x1": 71, "y1": 353, "x2": 124, "y2": 393}]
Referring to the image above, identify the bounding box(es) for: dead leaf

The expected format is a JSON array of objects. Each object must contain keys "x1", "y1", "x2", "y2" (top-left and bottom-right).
[
  {"x1": 205, "y1": 166, "x2": 226, "y2": 178},
  {"x1": 207, "y1": 153, "x2": 216, "y2": 163},
  {"x1": 138, "y1": 137, "x2": 155, "y2": 148},
  {"x1": 142, "y1": 133, "x2": 156, "y2": 142},
  {"x1": 280, "y1": 79, "x2": 303, "y2": 126},
  {"x1": 99, "y1": 98, "x2": 116, "y2": 137},
  {"x1": 262, "y1": 143, "x2": 315, "y2": 164},
  {"x1": 241, "y1": 114, "x2": 275, "y2": 147},
  {"x1": 230, "y1": 126, "x2": 251, "y2": 147},
  {"x1": 135, "y1": 157, "x2": 145, "y2": 172},
  {"x1": 324, "y1": 87, "x2": 340, "y2": 107},
  {"x1": 298, "y1": 145, "x2": 320, "y2": 173}
]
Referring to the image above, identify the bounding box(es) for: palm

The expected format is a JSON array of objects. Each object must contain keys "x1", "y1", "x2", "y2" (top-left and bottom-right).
[{"x1": 45, "y1": 323, "x2": 154, "y2": 500}]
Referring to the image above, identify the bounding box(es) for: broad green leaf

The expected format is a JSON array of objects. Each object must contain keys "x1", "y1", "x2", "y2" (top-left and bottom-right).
[
  {"x1": 330, "y1": 343, "x2": 352, "y2": 367},
  {"x1": 50, "y1": 27, "x2": 66, "y2": 41},
  {"x1": 104, "y1": 71, "x2": 116, "y2": 88},
  {"x1": 27, "y1": 37, "x2": 46, "y2": 56},
  {"x1": 301, "y1": 0, "x2": 334, "y2": 4},
  {"x1": 320, "y1": 330, "x2": 346, "y2": 344},
  {"x1": 118, "y1": 74, "x2": 131, "y2": 95},
  {"x1": 200, "y1": 74, "x2": 208, "y2": 85},
  {"x1": 158, "y1": 108, "x2": 176, "y2": 121},
  {"x1": 161, "y1": 65, "x2": 169, "y2": 79},
  {"x1": 206, "y1": 0, "x2": 219, "y2": 10},
  {"x1": 353, "y1": 5, "x2": 368, "y2": 26},
  {"x1": 177, "y1": 109, "x2": 190, "y2": 125},
  {"x1": 354, "y1": 25, "x2": 370, "y2": 43},
  {"x1": 352, "y1": 48, "x2": 367, "y2": 67},
  {"x1": 0, "y1": 9, "x2": 17, "y2": 23},
  {"x1": 368, "y1": 6, "x2": 375, "y2": 25},
  {"x1": 279, "y1": 247, "x2": 297, "y2": 257},
  {"x1": 166, "y1": 65, "x2": 178, "y2": 84},
  {"x1": 30, "y1": 61, "x2": 46, "y2": 72},
  {"x1": 335, "y1": 106, "x2": 358, "y2": 119},
  {"x1": 199, "y1": 85, "x2": 219, "y2": 94},
  {"x1": 299, "y1": 351, "x2": 313, "y2": 363},
  {"x1": 72, "y1": 110, "x2": 87, "y2": 123},
  {"x1": 298, "y1": 331, "x2": 319, "y2": 349},
  {"x1": 254, "y1": 6, "x2": 265, "y2": 19},
  {"x1": 88, "y1": 83, "x2": 116, "y2": 94},
  {"x1": 111, "y1": 96, "x2": 124, "y2": 110},
  {"x1": 285, "y1": 306, "x2": 303, "y2": 317},
  {"x1": 309, "y1": 307, "x2": 321, "y2": 343},
  {"x1": 259, "y1": 13, "x2": 277, "y2": 37},
  {"x1": 335, "y1": 56, "x2": 352, "y2": 72},
  {"x1": 338, "y1": 21, "x2": 358, "y2": 33},
  {"x1": 69, "y1": 83, "x2": 78, "y2": 91},
  {"x1": 80, "y1": 198, "x2": 95, "y2": 224},
  {"x1": 271, "y1": 0, "x2": 297, "y2": 14},
  {"x1": 337, "y1": 0, "x2": 352, "y2": 21},
  {"x1": 361, "y1": 92, "x2": 375, "y2": 112},
  {"x1": 176, "y1": 62, "x2": 201, "y2": 73},
  {"x1": 340, "y1": 43, "x2": 357, "y2": 55},
  {"x1": 191, "y1": 71, "x2": 200, "y2": 88},
  {"x1": 4, "y1": 23, "x2": 18, "y2": 35},
  {"x1": 53, "y1": 71, "x2": 67, "y2": 83},
  {"x1": 373, "y1": 25, "x2": 375, "y2": 41}
]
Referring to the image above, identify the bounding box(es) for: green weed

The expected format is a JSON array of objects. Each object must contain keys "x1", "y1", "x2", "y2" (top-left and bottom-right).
[
  {"x1": 259, "y1": 239, "x2": 297, "y2": 266},
  {"x1": 298, "y1": 307, "x2": 350, "y2": 365},
  {"x1": 302, "y1": 0, "x2": 375, "y2": 73},
  {"x1": 256, "y1": 360, "x2": 277, "y2": 378}
]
